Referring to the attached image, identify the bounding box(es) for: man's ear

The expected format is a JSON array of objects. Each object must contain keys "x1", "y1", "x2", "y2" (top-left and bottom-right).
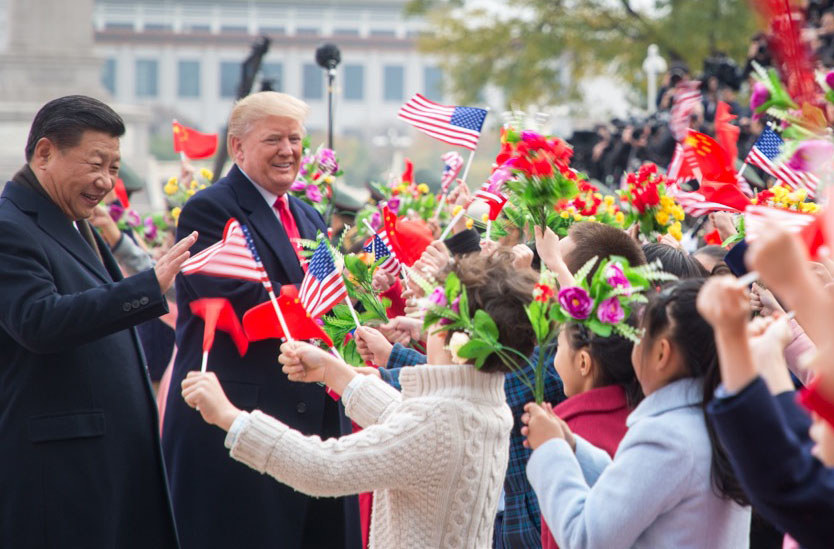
[
  {"x1": 32, "y1": 137, "x2": 56, "y2": 171},
  {"x1": 227, "y1": 134, "x2": 242, "y2": 164}
]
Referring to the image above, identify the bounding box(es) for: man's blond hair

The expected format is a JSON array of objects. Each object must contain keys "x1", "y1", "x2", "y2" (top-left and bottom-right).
[{"x1": 227, "y1": 92, "x2": 309, "y2": 142}]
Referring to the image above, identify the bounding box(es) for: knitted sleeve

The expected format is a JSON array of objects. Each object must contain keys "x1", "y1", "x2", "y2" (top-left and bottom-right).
[
  {"x1": 343, "y1": 373, "x2": 403, "y2": 428},
  {"x1": 229, "y1": 408, "x2": 444, "y2": 497}
]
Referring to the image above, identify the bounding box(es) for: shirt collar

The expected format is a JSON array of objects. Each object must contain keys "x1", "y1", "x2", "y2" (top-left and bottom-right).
[{"x1": 238, "y1": 164, "x2": 286, "y2": 209}]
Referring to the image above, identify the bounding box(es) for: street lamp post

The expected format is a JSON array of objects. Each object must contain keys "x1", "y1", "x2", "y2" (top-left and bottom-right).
[{"x1": 642, "y1": 44, "x2": 667, "y2": 114}]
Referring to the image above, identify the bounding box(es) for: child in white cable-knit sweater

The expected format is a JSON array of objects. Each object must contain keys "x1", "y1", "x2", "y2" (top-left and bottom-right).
[{"x1": 182, "y1": 253, "x2": 537, "y2": 548}]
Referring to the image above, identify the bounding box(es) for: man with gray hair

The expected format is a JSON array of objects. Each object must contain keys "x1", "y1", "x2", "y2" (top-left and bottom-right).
[{"x1": 162, "y1": 92, "x2": 360, "y2": 549}]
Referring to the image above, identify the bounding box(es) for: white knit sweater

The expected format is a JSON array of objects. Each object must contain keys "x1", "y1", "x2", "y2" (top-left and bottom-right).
[{"x1": 226, "y1": 364, "x2": 513, "y2": 548}]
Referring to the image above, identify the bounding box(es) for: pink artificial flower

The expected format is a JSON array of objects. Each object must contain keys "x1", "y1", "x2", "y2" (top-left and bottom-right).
[
  {"x1": 290, "y1": 179, "x2": 307, "y2": 192},
  {"x1": 606, "y1": 263, "x2": 631, "y2": 292},
  {"x1": 750, "y1": 82, "x2": 770, "y2": 119},
  {"x1": 428, "y1": 287, "x2": 447, "y2": 307},
  {"x1": 125, "y1": 209, "x2": 142, "y2": 228},
  {"x1": 558, "y1": 287, "x2": 593, "y2": 320},
  {"x1": 370, "y1": 212, "x2": 382, "y2": 231},
  {"x1": 143, "y1": 217, "x2": 158, "y2": 241},
  {"x1": 826, "y1": 71, "x2": 834, "y2": 90},
  {"x1": 305, "y1": 184, "x2": 323, "y2": 203},
  {"x1": 786, "y1": 140, "x2": 834, "y2": 175},
  {"x1": 108, "y1": 203, "x2": 124, "y2": 223},
  {"x1": 387, "y1": 197, "x2": 401, "y2": 215},
  {"x1": 596, "y1": 297, "x2": 625, "y2": 324}
]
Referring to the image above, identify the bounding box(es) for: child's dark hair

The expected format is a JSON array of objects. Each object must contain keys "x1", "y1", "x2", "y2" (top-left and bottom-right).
[
  {"x1": 564, "y1": 321, "x2": 644, "y2": 408},
  {"x1": 446, "y1": 249, "x2": 537, "y2": 373},
  {"x1": 642, "y1": 243, "x2": 708, "y2": 279},
  {"x1": 639, "y1": 278, "x2": 748, "y2": 506}
]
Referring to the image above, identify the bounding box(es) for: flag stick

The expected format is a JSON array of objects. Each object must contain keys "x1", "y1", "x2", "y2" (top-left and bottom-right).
[
  {"x1": 486, "y1": 219, "x2": 492, "y2": 241},
  {"x1": 432, "y1": 193, "x2": 447, "y2": 219},
  {"x1": 344, "y1": 295, "x2": 361, "y2": 329},
  {"x1": 265, "y1": 287, "x2": 294, "y2": 342},
  {"x1": 459, "y1": 148, "x2": 477, "y2": 186},
  {"x1": 439, "y1": 207, "x2": 467, "y2": 240},
  {"x1": 737, "y1": 163, "x2": 748, "y2": 179},
  {"x1": 200, "y1": 350, "x2": 209, "y2": 373},
  {"x1": 736, "y1": 270, "x2": 759, "y2": 287}
]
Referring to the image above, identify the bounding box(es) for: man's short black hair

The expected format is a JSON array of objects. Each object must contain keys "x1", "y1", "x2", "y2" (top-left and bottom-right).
[{"x1": 25, "y1": 95, "x2": 125, "y2": 161}]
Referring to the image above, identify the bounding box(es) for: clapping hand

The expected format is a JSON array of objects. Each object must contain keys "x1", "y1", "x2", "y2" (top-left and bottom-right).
[{"x1": 521, "y1": 402, "x2": 575, "y2": 451}]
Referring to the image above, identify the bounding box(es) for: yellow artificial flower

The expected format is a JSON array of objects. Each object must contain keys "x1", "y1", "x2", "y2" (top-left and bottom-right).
[
  {"x1": 772, "y1": 185, "x2": 788, "y2": 199},
  {"x1": 672, "y1": 206, "x2": 685, "y2": 221},
  {"x1": 189, "y1": 180, "x2": 199, "y2": 190},
  {"x1": 604, "y1": 195, "x2": 615, "y2": 207},
  {"x1": 567, "y1": 205, "x2": 577, "y2": 215},
  {"x1": 164, "y1": 183, "x2": 178, "y2": 196},
  {"x1": 800, "y1": 202, "x2": 819, "y2": 213},
  {"x1": 606, "y1": 206, "x2": 616, "y2": 216},
  {"x1": 615, "y1": 211, "x2": 625, "y2": 225},
  {"x1": 481, "y1": 213, "x2": 490, "y2": 223},
  {"x1": 452, "y1": 205, "x2": 463, "y2": 216},
  {"x1": 417, "y1": 183, "x2": 430, "y2": 194},
  {"x1": 573, "y1": 214, "x2": 583, "y2": 222},
  {"x1": 660, "y1": 196, "x2": 675, "y2": 210},
  {"x1": 593, "y1": 192, "x2": 603, "y2": 200},
  {"x1": 465, "y1": 218, "x2": 474, "y2": 230},
  {"x1": 186, "y1": 189, "x2": 196, "y2": 198},
  {"x1": 171, "y1": 207, "x2": 182, "y2": 223},
  {"x1": 668, "y1": 221, "x2": 683, "y2": 241},
  {"x1": 324, "y1": 175, "x2": 334, "y2": 184},
  {"x1": 587, "y1": 215, "x2": 597, "y2": 222},
  {"x1": 396, "y1": 184, "x2": 408, "y2": 193},
  {"x1": 199, "y1": 168, "x2": 213, "y2": 181},
  {"x1": 655, "y1": 210, "x2": 670, "y2": 226},
  {"x1": 560, "y1": 211, "x2": 570, "y2": 219},
  {"x1": 791, "y1": 189, "x2": 808, "y2": 202}
]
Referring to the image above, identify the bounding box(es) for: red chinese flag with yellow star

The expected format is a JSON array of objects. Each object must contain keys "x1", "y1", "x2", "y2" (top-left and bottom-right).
[
  {"x1": 683, "y1": 130, "x2": 751, "y2": 211},
  {"x1": 172, "y1": 120, "x2": 218, "y2": 159},
  {"x1": 242, "y1": 285, "x2": 333, "y2": 346}
]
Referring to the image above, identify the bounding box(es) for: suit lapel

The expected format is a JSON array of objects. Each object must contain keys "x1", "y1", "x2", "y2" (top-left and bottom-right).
[
  {"x1": 227, "y1": 166, "x2": 305, "y2": 282},
  {"x1": 3, "y1": 182, "x2": 111, "y2": 284}
]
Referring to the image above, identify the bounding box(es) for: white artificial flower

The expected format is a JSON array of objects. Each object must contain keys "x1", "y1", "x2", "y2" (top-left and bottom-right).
[{"x1": 448, "y1": 331, "x2": 471, "y2": 365}]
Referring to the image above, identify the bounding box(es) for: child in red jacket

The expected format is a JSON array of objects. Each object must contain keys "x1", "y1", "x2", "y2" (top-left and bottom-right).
[{"x1": 541, "y1": 320, "x2": 643, "y2": 549}]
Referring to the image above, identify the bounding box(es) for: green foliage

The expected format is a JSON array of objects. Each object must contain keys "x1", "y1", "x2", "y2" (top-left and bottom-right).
[{"x1": 406, "y1": 0, "x2": 758, "y2": 107}]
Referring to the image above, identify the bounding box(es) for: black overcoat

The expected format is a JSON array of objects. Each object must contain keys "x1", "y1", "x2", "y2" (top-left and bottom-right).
[
  {"x1": 0, "y1": 180, "x2": 179, "y2": 548},
  {"x1": 162, "y1": 165, "x2": 360, "y2": 549}
]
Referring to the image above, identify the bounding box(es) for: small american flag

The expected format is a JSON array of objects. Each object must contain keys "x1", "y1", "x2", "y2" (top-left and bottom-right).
[
  {"x1": 182, "y1": 219, "x2": 272, "y2": 291},
  {"x1": 364, "y1": 233, "x2": 401, "y2": 276},
  {"x1": 440, "y1": 151, "x2": 464, "y2": 193},
  {"x1": 669, "y1": 82, "x2": 702, "y2": 142},
  {"x1": 667, "y1": 185, "x2": 740, "y2": 217},
  {"x1": 398, "y1": 93, "x2": 488, "y2": 150},
  {"x1": 746, "y1": 127, "x2": 819, "y2": 197},
  {"x1": 744, "y1": 205, "x2": 816, "y2": 242},
  {"x1": 299, "y1": 239, "x2": 347, "y2": 319}
]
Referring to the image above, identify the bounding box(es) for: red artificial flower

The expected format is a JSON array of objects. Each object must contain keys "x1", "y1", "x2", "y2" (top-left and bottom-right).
[
  {"x1": 533, "y1": 283, "x2": 555, "y2": 302},
  {"x1": 531, "y1": 156, "x2": 554, "y2": 177}
]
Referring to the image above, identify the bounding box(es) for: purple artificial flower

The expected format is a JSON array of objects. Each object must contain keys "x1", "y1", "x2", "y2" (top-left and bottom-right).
[
  {"x1": 125, "y1": 209, "x2": 142, "y2": 228},
  {"x1": 450, "y1": 296, "x2": 460, "y2": 314},
  {"x1": 606, "y1": 263, "x2": 631, "y2": 292},
  {"x1": 428, "y1": 287, "x2": 447, "y2": 307},
  {"x1": 317, "y1": 148, "x2": 338, "y2": 174},
  {"x1": 290, "y1": 179, "x2": 307, "y2": 192},
  {"x1": 750, "y1": 82, "x2": 770, "y2": 118},
  {"x1": 305, "y1": 184, "x2": 323, "y2": 203},
  {"x1": 558, "y1": 287, "x2": 593, "y2": 320},
  {"x1": 370, "y1": 211, "x2": 382, "y2": 231},
  {"x1": 486, "y1": 163, "x2": 514, "y2": 193},
  {"x1": 786, "y1": 140, "x2": 834, "y2": 174},
  {"x1": 596, "y1": 297, "x2": 625, "y2": 325},
  {"x1": 826, "y1": 71, "x2": 834, "y2": 90},
  {"x1": 387, "y1": 197, "x2": 401, "y2": 215},
  {"x1": 108, "y1": 203, "x2": 125, "y2": 223},
  {"x1": 143, "y1": 217, "x2": 158, "y2": 241}
]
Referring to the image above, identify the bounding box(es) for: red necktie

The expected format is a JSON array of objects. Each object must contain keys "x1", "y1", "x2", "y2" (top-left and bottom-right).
[{"x1": 273, "y1": 196, "x2": 305, "y2": 268}]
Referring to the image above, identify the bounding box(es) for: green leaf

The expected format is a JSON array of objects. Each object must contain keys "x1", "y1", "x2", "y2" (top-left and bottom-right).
[
  {"x1": 445, "y1": 271, "x2": 461, "y2": 303},
  {"x1": 473, "y1": 309, "x2": 499, "y2": 342},
  {"x1": 456, "y1": 339, "x2": 495, "y2": 368}
]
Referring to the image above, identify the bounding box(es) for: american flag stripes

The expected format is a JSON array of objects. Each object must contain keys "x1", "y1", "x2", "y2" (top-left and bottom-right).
[
  {"x1": 299, "y1": 239, "x2": 347, "y2": 319},
  {"x1": 744, "y1": 205, "x2": 816, "y2": 243},
  {"x1": 746, "y1": 127, "x2": 819, "y2": 197},
  {"x1": 669, "y1": 82, "x2": 702, "y2": 142},
  {"x1": 364, "y1": 233, "x2": 401, "y2": 276},
  {"x1": 181, "y1": 219, "x2": 273, "y2": 290},
  {"x1": 398, "y1": 94, "x2": 488, "y2": 150},
  {"x1": 667, "y1": 186, "x2": 741, "y2": 217},
  {"x1": 473, "y1": 182, "x2": 510, "y2": 221},
  {"x1": 440, "y1": 151, "x2": 464, "y2": 193}
]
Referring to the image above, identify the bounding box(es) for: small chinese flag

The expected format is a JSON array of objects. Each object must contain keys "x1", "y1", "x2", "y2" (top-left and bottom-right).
[
  {"x1": 401, "y1": 158, "x2": 414, "y2": 184},
  {"x1": 172, "y1": 120, "x2": 218, "y2": 160},
  {"x1": 242, "y1": 285, "x2": 334, "y2": 346},
  {"x1": 190, "y1": 298, "x2": 249, "y2": 357},
  {"x1": 113, "y1": 177, "x2": 130, "y2": 209}
]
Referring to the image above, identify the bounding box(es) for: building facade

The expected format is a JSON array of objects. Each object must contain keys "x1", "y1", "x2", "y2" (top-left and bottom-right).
[{"x1": 93, "y1": 0, "x2": 444, "y2": 136}]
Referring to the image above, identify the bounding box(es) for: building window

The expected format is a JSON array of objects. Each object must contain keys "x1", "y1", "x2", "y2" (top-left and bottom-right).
[
  {"x1": 220, "y1": 61, "x2": 240, "y2": 98},
  {"x1": 261, "y1": 62, "x2": 283, "y2": 92},
  {"x1": 343, "y1": 64, "x2": 364, "y2": 101},
  {"x1": 383, "y1": 65, "x2": 404, "y2": 102},
  {"x1": 334, "y1": 28, "x2": 359, "y2": 37},
  {"x1": 296, "y1": 27, "x2": 318, "y2": 36},
  {"x1": 302, "y1": 63, "x2": 323, "y2": 100},
  {"x1": 424, "y1": 66, "x2": 443, "y2": 102},
  {"x1": 178, "y1": 60, "x2": 200, "y2": 98},
  {"x1": 135, "y1": 59, "x2": 158, "y2": 98},
  {"x1": 101, "y1": 58, "x2": 116, "y2": 95}
]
